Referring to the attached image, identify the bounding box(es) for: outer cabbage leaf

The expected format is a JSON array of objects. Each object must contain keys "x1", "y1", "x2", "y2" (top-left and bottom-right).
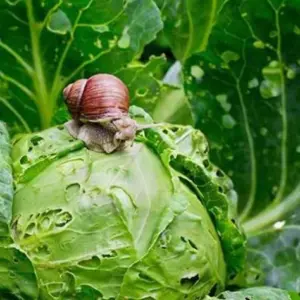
[
  {"x1": 0, "y1": 245, "x2": 39, "y2": 299},
  {"x1": 0, "y1": 0, "x2": 163, "y2": 132},
  {"x1": 11, "y1": 125, "x2": 226, "y2": 298},
  {"x1": 183, "y1": 0, "x2": 300, "y2": 221},
  {"x1": 0, "y1": 122, "x2": 13, "y2": 243},
  {"x1": 141, "y1": 125, "x2": 246, "y2": 279}
]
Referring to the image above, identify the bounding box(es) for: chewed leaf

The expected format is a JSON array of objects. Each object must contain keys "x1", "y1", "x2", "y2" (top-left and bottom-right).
[{"x1": 142, "y1": 125, "x2": 246, "y2": 279}]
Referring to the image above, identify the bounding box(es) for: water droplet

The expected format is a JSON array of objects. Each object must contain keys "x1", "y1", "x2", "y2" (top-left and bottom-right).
[
  {"x1": 296, "y1": 146, "x2": 300, "y2": 153},
  {"x1": 191, "y1": 65, "x2": 204, "y2": 79},
  {"x1": 248, "y1": 78, "x2": 259, "y2": 89},
  {"x1": 260, "y1": 61, "x2": 281, "y2": 99},
  {"x1": 221, "y1": 51, "x2": 240, "y2": 63},
  {"x1": 260, "y1": 127, "x2": 268, "y2": 136},
  {"x1": 269, "y1": 31, "x2": 277, "y2": 38},
  {"x1": 294, "y1": 25, "x2": 300, "y2": 35},
  {"x1": 92, "y1": 25, "x2": 109, "y2": 33},
  {"x1": 216, "y1": 94, "x2": 231, "y2": 112},
  {"x1": 241, "y1": 12, "x2": 248, "y2": 17},
  {"x1": 118, "y1": 27, "x2": 130, "y2": 49},
  {"x1": 287, "y1": 68, "x2": 296, "y2": 79},
  {"x1": 175, "y1": 18, "x2": 182, "y2": 28},
  {"x1": 253, "y1": 40, "x2": 265, "y2": 49},
  {"x1": 94, "y1": 38, "x2": 102, "y2": 49},
  {"x1": 222, "y1": 114, "x2": 236, "y2": 129}
]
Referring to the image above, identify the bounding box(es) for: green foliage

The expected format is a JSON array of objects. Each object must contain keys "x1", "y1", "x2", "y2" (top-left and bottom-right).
[
  {"x1": 0, "y1": 0, "x2": 299, "y2": 298},
  {"x1": 182, "y1": 0, "x2": 300, "y2": 224}
]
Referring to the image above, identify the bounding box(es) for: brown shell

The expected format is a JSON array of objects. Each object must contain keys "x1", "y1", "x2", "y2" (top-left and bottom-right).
[{"x1": 63, "y1": 74, "x2": 129, "y2": 121}]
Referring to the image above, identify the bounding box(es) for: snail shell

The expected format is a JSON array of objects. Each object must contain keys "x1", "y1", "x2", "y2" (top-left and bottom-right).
[{"x1": 63, "y1": 74, "x2": 130, "y2": 121}]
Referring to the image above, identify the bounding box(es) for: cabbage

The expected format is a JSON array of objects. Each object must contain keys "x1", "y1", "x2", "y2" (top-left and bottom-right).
[{"x1": 6, "y1": 120, "x2": 245, "y2": 299}]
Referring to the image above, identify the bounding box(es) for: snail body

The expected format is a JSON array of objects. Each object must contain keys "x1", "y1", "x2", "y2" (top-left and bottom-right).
[{"x1": 63, "y1": 74, "x2": 138, "y2": 153}]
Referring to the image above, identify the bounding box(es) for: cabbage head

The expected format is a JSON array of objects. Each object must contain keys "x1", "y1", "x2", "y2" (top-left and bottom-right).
[{"x1": 3, "y1": 115, "x2": 245, "y2": 299}]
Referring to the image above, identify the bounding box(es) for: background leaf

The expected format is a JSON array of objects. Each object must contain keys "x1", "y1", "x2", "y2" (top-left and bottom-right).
[
  {"x1": 155, "y1": 0, "x2": 225, "y2": 61},
  {"x1": 246, "y1": 208, "x2": 300, "y2": 292},
  {"x1": 0, "y1": 0, "x2": 163, "y2": 132},
  {"x1": 183, "y1": 0, "x2": 300, "y2": 221}
]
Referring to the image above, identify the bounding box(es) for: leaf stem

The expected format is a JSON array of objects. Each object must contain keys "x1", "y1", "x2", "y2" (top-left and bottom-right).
[
  {"x1": 0, "y1": 41, "x2": 33, "y2": 75},
  {"x1": 242, "y1": 183, "x2": 300, "y2": 236},
  {"x1": 26, "y1": 0, "x2": 52, "y2": 129},
  {"x1": 0, "y1": 96, "x2": 31, "y2": 133},
  {"x1": 273, "y1": 8, "x2": 287, "y2": 204}
]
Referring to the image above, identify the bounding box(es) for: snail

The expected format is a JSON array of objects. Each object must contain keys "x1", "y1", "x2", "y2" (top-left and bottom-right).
[{"x1": 63, "y1": 74, "x2": 154, "y2": 153}]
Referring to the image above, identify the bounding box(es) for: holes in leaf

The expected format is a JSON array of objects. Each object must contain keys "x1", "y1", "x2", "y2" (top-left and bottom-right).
[
  {"x1": 180, "y1": 274, "x2": 200, "y2": 288},
  {"x1": 34, "y1": 244, "x2": 50, "y2": 257},
  {"x1": 181, "y1": 236, "x2": 187, "y2": 243},
  {"x1": 229, "y1": 273, "x2": 236, "y2": 280},
  {"x1": 25, "y1": 222, "x2": 36, "y2": 235},
  {"x1": 102, "y1": 250, "x2": 117, "y2": 258},
  {"x1": 138, "y1": 273, "x2": 155, "y2": 282},
  {"x1": 171, "y1": 127, "x2": 179, "y2": 133},
  {"x1": 245, "y1": 297, "x2": 251, "y2": 300},
  {"x1": 65, "y1": 183, "x2": 81, "y2": 200},
  {"x1": 57, "y1": 125, "x2": 64, "y2": 130},
  {"x1": 231, "y1": 218, "x2": 236, "y2": 225},
  {"x1": 55, "y1": 211, "x2": 72, "y2": 227},
  {"x1": 188, "y1": 239, "x2": 198, "y2": 250},
  {"x1": 28, "y1": 146, "x2": 33, "y2": 152},
  {"x1": 38, "y1": 216, "x2": 50, "y2": 231},
  {"x1": 216, "y1": 169, "x2": 225, "y2": 177},
  {"x1": 13, "y1": 257, "x2": 19, "y2": 264},
  {"x1": 209, "y1": 284, "x2": 218, "y2": 296},
  {"x1": 78, "y1": 256, "x2": 101, "y2": 269},
  {"x1": 218, "y1": 186, "x2": 224, "y2": 193},
  {"x1": 163, "y1": 129, "x2": 169, "y2": 135},
  {"x1": 203, "y1": 159, "x2": 210, "y2": 168},
  {"x1": 30, "y1": 136, "x2": 44, "y2": 146},
  {"x1": 136, "y1": 87, "x2": 148, "y2": 97},
  {"x1": 20, "y1": 155, "x2": 29, "y2": 165}
]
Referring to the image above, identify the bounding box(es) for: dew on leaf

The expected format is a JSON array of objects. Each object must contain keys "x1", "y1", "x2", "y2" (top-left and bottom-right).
[
  {"x1": 287, "y1": 68, "x2": 296, "y2": 79},
  {"x1": 222, "y1": 114, "x2": 236, "y2": 129},
  {"x1": 248, "y1": 78, "x2": 259, "y2": 89},
  {"x1": 118, "y1": 27, "x2": 131, "y2": 49},
  {"x1": 269, "y1": 31, "x2": 278, "y2": 38},
  {"x1": 221, "y1": 51, "x2": 240, "y2": 63},
  {"x1": 294, "y1": 25, "x2": 300, "y2": 35},
  {"x1": 296, "y1": 146, "x2": 300, "y2": 153},
  {"x1": 216, "y1": 94, "x2": 231, "y2": 112},
  {"x1": 191, "y1": 65, "x2": 204, "y2": 79},
  {"x1": 253, "y1": 40, "x2": 265, "y2": 49},
  {"x1": 260, "y1": 127, "x2": 268, "y2": 136},
  {"x1": 94, "y1": 38, "x2": 102, "y2": 49},
  {"x1": 92, "y1": 24, "x2": 109, "y2": 33}
]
